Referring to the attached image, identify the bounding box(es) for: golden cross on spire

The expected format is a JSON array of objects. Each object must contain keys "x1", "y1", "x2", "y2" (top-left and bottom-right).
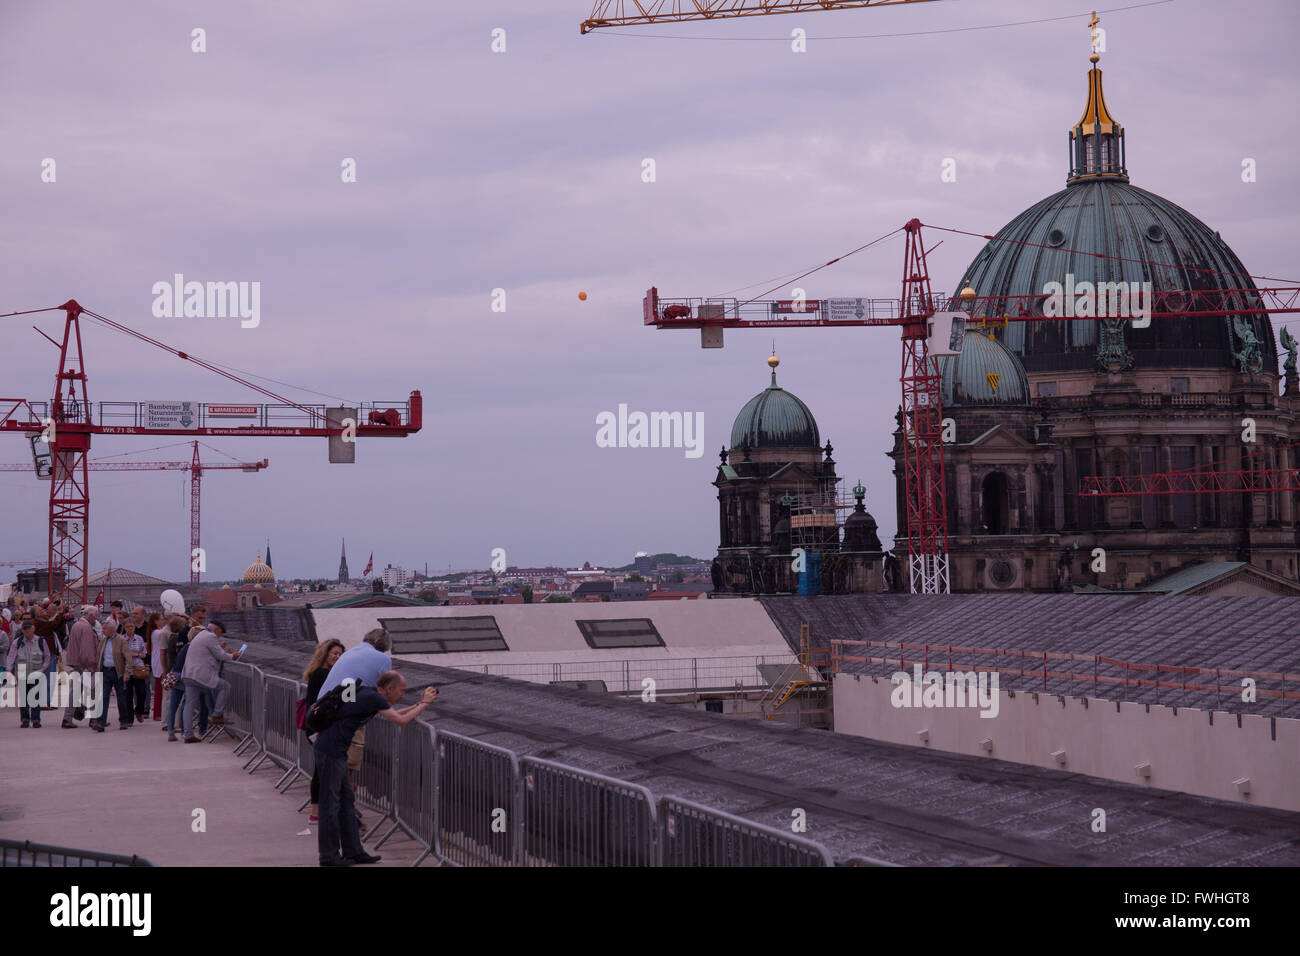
[{"x1": 1089, "y1": 10, "x2": 1101, "y2": 61}]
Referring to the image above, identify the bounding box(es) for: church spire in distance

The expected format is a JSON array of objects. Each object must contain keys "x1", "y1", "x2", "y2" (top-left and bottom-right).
[
  {"x1": 339, "y1": 538, "x2": 349, "y2": 585},
  {"x1": 1067, "y1": 11, "x2": 1128, "y2": 184}
]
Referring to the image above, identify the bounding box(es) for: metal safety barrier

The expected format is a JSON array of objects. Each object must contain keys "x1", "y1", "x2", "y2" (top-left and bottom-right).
[
  {"x1": 261, "y1": 676, "x2": 303, "y2": 791},
  {"x1": 225, "y1": 672, "x2": 850, "y2": 867},
  {"x1": 219, "y1": 662, "x2": 257, "y2": 755},
  {"x1": 243, "y1": 666, "x2": 270, "y2": 772},
  {"x1": 520, "y1": 757, "x2": 657, "y2": 867},
  {"x1": 434, "y1": 731, "x2": 521, "y2": 867},
  {"x1": 387, "y1": 721, "x2": 436, "y2": 865},
  {"x1": 658, "y1": 796, "x2": 832, "y2": 867},
  {"x1": 353, "y1": 711, "x2": 399, "y2": 843},
  {"x1": 0, "y1": 838, "x2": 155, "y2": 867}
]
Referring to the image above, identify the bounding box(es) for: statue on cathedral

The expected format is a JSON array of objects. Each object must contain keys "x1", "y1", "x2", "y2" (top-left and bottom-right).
[
  {"x1": 883, "y1": 551, "x2": 903, "y2": 593},
  {"x1": 1096, "y1": 318, "x2": 1133, "y2": 372},
  {"x1": 1280, "y1": 327, "x2": 1298, "y2": 393},
  {"x1": 1056, "y1": 549, "x2": 1074, "y2": 592},
  {"x1": 1231, "y1": 315, "x2": 1263, "y2": 374}
]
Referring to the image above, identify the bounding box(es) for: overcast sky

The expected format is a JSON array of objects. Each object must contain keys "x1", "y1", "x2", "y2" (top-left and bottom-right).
[{"x1": 2, "y1": 0, "x2": 1297, "y2": 582}]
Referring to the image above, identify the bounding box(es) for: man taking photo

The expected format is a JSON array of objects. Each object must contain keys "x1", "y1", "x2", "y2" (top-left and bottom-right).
[{"x1": 314, "y1": 670, "x2": 437, "y2": 867}]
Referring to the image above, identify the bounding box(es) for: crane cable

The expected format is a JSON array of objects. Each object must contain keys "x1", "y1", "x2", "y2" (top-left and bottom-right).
[{"x1": 736, "y1": 225, "x2": 905, "y2": 306}]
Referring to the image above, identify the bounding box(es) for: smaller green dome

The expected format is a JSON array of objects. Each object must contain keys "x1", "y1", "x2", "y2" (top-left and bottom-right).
[
  {"x1": 730, "y1": 358, "x2": 820, "y2": 450},
  {"x1": 940, "y1": 330, "x2": 1030, "y2": 406}
]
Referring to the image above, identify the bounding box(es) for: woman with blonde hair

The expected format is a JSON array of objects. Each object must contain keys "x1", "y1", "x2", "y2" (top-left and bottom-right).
[{"x1": 302, "y1": 639, "x2": 344, "y2": 823}]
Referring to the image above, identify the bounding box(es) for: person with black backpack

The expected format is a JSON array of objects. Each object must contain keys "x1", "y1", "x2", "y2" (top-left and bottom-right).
[{"x1": 311, "y1": 670, "x2": 437, "y2": 867}]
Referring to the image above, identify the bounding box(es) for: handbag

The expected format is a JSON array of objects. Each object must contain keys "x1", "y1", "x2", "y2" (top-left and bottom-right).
[
  {"x1": 295, "y1": 697, "x2": 308, "y2": 731},
  {"x1": 304, "y1": 684, "x2": 348, "y2": 735},
  {"x1": 132, "y1": 665, "x2": 150, "y2": 681},
  {"x1": 161, "y1": 672, "x2": 179, "y2": 691}
]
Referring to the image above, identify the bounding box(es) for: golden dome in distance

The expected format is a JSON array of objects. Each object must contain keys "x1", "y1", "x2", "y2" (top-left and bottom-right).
[{"x1": 242, "y1": 553, "x2": 275, "y2": 587}]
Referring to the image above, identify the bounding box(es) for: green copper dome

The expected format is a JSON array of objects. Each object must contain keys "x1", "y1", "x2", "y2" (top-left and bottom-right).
[
  {"x1": 955, "y1": 181, "x2": 1275, "y2": 373},
  {"x1": 940, "y1": 330, "x2": 1030, "y2": 406},
  {"x1": 729, "y1": 357, "x2": 820, "y2": 450}
]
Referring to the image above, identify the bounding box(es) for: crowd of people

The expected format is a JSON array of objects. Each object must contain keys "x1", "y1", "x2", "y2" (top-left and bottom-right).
[
  {"x1": 1, "y1": 597, "x2": 241, "y2": 740},
  {"x1": 4, "y1": 597, "x2": 439, "y2": 867}
]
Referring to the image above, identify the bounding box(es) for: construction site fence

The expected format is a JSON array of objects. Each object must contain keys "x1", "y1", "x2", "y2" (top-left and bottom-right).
[
  {"x1": 0, "y1": 837, "x2": 155, "y2": 867},
  {"x1": 459, "y1": 654, "x2": 797, "y2": 695},
  {"x1": 217, "y1": 661, "x2": 834, "y2": 867},
  {"x1": 830, "y1": 639, "x2": 1298, "y2": 711}
]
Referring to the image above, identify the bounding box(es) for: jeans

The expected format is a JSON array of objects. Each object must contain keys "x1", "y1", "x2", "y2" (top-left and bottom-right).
[
  {"x1": 18, "y1": 672, "x2": 44, "y2": 724},
  {"x1": 167, "y1": 681, "x2": 208, "y2": 731},
  {"x1": 181, "y1": 678, "x2": 227, "y2": 738},
  {"x1": 315, "y1": 749, "x2": 364, "y2": 863},
  {"x1": 62, "y1": 666, "x2": 93, "y2": 720},
  {"x1": 127, "y1": 677, "x2": 149, "y2": 719},
  {"x1": 96, "y1": 667, "x2": 131, "y2": 726}
]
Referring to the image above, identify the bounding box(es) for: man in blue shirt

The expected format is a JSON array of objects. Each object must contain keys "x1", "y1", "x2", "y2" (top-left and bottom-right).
[
  {"x1": 318, "y1": 628, "x2": 392, "y2": 696},
  {"x1": 315, "y1": 669, "x2": 437, "y2": 867}
]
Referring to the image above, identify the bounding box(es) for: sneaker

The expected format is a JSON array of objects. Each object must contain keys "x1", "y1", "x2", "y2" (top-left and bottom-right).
[
  {"x1": 161, "y1": 725, "x2": 171, "y2": 732},
  {"x1": 319, "y1": 857, "x2": 355, "y2": 868},
  {"x1": 119, "y1": 723, "x2": 131, "y2": 730},
  {"x1": 309, "y1": 815, "x2": 319, "y2": 823},
  {"x1": 210, "y1": 715, "x2": 226, "y2": 725},
  {"x1": 167, "y1": 733, "x2": 178, "y2": 742},
  {"x1": 20, "y1": 720, "x2": 30, "y2": 729},
  {"x1": 92, "y1": 722, "x2": 106, "y2": 733},
  {"x1": 347, "y1": 852, "x2": 382, "y2": 865},
  {"x1": 183, "y1": 737, "x2": 201, "y2": 744},
  {"x1": 32, "y1": 721, "x2": 41, "y2": 728},
  {"x1": 61, "y1": 719, "x2": 77, "y2": 729}
]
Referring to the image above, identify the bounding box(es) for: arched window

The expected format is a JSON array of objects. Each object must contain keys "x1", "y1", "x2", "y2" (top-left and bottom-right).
[{"x1": 981, "y1": 472, "x2": 1010, "y2": 534}]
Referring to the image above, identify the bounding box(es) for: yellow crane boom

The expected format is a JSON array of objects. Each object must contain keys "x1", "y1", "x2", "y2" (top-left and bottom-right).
[{"x1": 581, "y1": 0, "x2": 939, "y2": 34}]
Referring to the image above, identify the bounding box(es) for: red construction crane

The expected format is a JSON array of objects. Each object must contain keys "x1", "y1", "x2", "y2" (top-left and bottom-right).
[
  {"x1": 1, "y1": 300, "x2": 422, "y2": 605},
  {"x1": 580, "y1": 0, "x2": 938, "y2": 33},
  {"x1": 643, "y1": 220, "x2": 1300, "y2": 593},
  {"x1": 1, "y1": 441, "x2": 267, "y2": 586}
]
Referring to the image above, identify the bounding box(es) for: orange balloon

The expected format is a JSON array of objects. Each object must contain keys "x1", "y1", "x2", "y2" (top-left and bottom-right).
[{"x1": 578, "y1": 291, "x2": 588, "y2": 301}]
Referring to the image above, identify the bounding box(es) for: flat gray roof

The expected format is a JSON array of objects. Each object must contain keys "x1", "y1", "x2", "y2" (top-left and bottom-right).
[
  {"x1": 247, "y1": 636, "x2": 1300, "y2": 866},
  {"x1": 761, "y1": 595, "x2": 1300, "y2": 717}
]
